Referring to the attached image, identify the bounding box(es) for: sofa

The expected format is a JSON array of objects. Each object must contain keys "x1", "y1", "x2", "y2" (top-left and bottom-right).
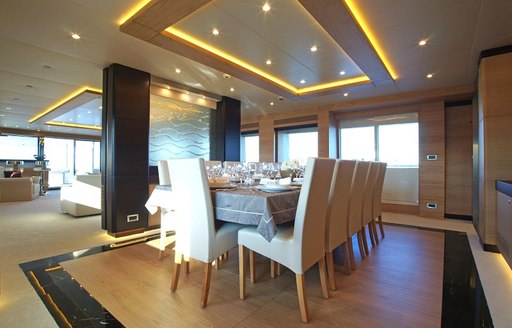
[
  {"x1": 0, "y1": 176, "x2": 40, "y2": 202},
  {"x1": 60, "y1": 174, "x2": 101, "y2": 217}
]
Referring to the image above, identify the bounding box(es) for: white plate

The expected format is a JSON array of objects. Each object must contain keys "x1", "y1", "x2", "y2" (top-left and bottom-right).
[{"x1": 256, "y1": 184, "x2": 294, "y2": 192}]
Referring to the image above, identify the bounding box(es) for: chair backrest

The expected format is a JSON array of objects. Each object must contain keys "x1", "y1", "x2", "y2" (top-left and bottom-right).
[
  {"x1": 167, "y1": 158, "x2": 216, "y2": 263},
  {"x1": 293, "y1": 157, "x2": 335, "y2": 271},
  {"x1": 362, "y1": 162, "x2": 380, "y2": 226},
  {"x1": 325, "y1": 160, "x2": 357, "y2": 252},
  {"x1": 157, "y1": 160, "x2": 171, "y2": 185},
  {"x1": 348, "y1": 161, "x2": 370, "y2": 236},
  {"x1": 372, "y1": 162, "x2": 387, "y2": 218}
]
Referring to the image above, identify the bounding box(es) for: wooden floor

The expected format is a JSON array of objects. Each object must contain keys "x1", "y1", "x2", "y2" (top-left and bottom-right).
[{"x1": 60, "y1": 225, "x2": 444, "y2": 327}]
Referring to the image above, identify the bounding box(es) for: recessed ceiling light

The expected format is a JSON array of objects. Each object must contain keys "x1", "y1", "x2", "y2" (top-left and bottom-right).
[
  {"x1": 310, "y1": 46, "x2": 318, "y2": 52},
  {"x1": 419, "y1": 39, "x2": 428, "y2": 46},
  {"x1": 263, "y1": 3, "x2": 271, "y2": 12},
  {"x1": 212, "y1": 28, "x2": 219, "y2": 36},
  {"x1": 0, "y1": 114, "x2": 5, "y2": 117},
  {"x1": 201, "y1": 95, "x2": 206, "y2": 99},
  {"x1": 15, "y1": 125, "x2": 18, "y2": 128},
  {"x1": 87, "y1": 111, "x2": 91, "y2": 114},
  {"x1": 230, "y1": 87, "x2": 234, "y2": 92},
  {"x1": 270, "y1": 102, "x2": 274, "y2": 106},
  {"x1": 427, "y1": 73, "x2": 434, "y2": 78},
  {"x1": 6, "y1": 107, "x2": 11, "y2": 110},
  {"x1": 71, "y1": 33, "x2": 81, "y2": 40},
  {"x1": 77, "y1": 115, "x2": 81, "y2": 118},
  {"x1": 175, "y1": 68, "x2": 181, "y2": 73},
  {"x1": 69, "y1": 118, "x2": 73, "y2": 121},
  {"x1": 300, "y1": 79, "x2": 306, "y2": 84},
  {"x1": 339, "y1": 70, "x2": 346, "y2": 75},
  {"x1": 343, "y1": 92, "x2": 349, "y2": 97},
  {"x1": 266, "y1": 59, "x2": 272, "y2": 65}
]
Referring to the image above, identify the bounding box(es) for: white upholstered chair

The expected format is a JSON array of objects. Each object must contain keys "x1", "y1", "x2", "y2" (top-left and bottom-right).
[
  {"x1": 372, "y1": 162, "x2": 388, "y2": 240},
  {"x1": 238, "y1": 157, "x2": 335, "y2": 323},
  {"x1": 156, "y1": 160, "x2": 172, "y2": 259},
  {"x1": 361, "y1": 161, "x2": 380, "y2": 256},
  {"x1": 347, "y1": 161, "x2": 370, "y2": 270},
  {"x1": 324, "y1": 159, "x2": 357, "y2": 290},
  {"x1": 167, "y1": 158, "x2": 244, "y2": 308}
]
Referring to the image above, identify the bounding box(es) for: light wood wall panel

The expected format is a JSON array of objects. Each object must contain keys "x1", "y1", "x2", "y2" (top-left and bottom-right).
[
  {"x1": 258, "y1": 117, "x2": 274, "y2": 162},
  {"x1": 317, "y1": 109, "x2": 337, "y2": 158},
  {"x1": 478, "y1": 51, "x2": 512, "y2": 246},
  {"x1": 419, "y1": 102, "x2": 445, "y2": 219},
  {"x1": 445, "y1": 105, "x2": 473, "y2": 216}
]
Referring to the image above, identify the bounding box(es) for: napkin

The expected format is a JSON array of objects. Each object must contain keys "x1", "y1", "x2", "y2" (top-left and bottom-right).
[
  {"x1": 259, "y1": 177, "x2": 291, "y2": 185},
  {"x1": 208, "y1": 176, "x2": 229, "y2": 184}
]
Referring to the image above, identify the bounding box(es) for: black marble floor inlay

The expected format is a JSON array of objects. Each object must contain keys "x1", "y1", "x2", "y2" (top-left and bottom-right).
[{"x1": 20, "y1": 225, "x2": 494, "y2": 327}]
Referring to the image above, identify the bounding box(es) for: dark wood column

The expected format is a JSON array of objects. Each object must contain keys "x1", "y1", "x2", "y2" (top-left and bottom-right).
[
  {"x1": 101, "y1": 63, "x2": 150, "y2": 236},
  {"x1": 213, "y1": 96, "x2": 241, "y2": 161}
]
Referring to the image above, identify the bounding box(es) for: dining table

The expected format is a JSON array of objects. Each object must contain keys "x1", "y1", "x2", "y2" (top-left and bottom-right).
[{"x1": 145, "y1": 183, "x2": 301, "y2": 255}]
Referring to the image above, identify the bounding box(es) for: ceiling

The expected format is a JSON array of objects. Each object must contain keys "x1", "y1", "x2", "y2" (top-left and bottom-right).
[{"x1": 0, "y1": 0, "x2": 511, "y2": 137}]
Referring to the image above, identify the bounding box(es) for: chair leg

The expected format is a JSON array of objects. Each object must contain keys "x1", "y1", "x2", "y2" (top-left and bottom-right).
[
  {"x1": 295, "y1": 273, "x2": 310, "y2": 323},
  {"x1": 361, "y1": 226, "x2": 370, "y2": 256},
  {"x1": 368, "y1": 222, "x2": 376, "y2": 248},
  {"x1": 184, "y1": 255, "x2": 190, "y2": 274},
  {"x1": 249, "y1": 250, "x2": 256, "y2": 283},
  {"x1": 200, "y1": 262, "x2": 212, "y2": 308},
  {"x1": 270, "y1": 260, "x2": 277, "y2": 278},
  {"x1": 239, "y1": 245, "x2": 246, "y2": 300},
  {"x1": 341, "y1": 242, "x2": 351, "y2": 275},
  {"x1": 325, "y1": 251, "x2": 337, "y2": 290},
  {"x1": 378, "y1": 215, "x2": 385, "y2": 238},
  {"x1": 347, "y1": 237, "x2": 357, "y2": 271},
  {"x1": 372, "y1": 220, "x2": 380, "y2": 244},
  {"x1": 171, "y1": 252, "x2": 182, "y2": 292},
  {"x1": 318, "y1": 257, "x2": 329, "y2": 299},
  {"x1": 357, "y1": 230, "x2": 366, "y2": 260}
]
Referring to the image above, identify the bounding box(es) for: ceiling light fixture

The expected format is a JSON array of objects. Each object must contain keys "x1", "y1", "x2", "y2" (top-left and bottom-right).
[
  {"x1": 212, "y1": 28, "x2": 219, "y2": 36},
  {"x1": 343, "y1": 92, "x2": 349, "y2": 97},
  {"x1": 427, "y1": 73, "x2": 434, "y2": 78},
  {"x1": 266, "y1": 59, "x2": 272, "y2": 65},
  {"x1": 419, "y1": 39, "x2": 428, "y2": 46},
  {"x1": 339, "y1": 70, "x2": 346, "y2": 75},
  {"x1": 263, "y1": 3, "x2": 271, "y2": 12},
  {"x1": 300, "y1": 79, "x2": 306, "y2": 84},
  {"x1": 230, "y1": 87, "x2": 234, "y2": 92},
  {"x1": 6, "y1": 107, "x2": 11, "y2": 110},
  {"x1": 270, "y1": 102, "x2": 274, "y2": 106},
  {"x1": 175, "y1": 68, "x2": 181, "y2": 73},
  {"x1": 310, "y1": 45, "x2": 317, "y2": 52},
  {"x1": 71, "y1": 33, "x2": 81, "y2": 40},
  {"x1": 46, "y1": 121, "x2": 102, "y2": 131}
]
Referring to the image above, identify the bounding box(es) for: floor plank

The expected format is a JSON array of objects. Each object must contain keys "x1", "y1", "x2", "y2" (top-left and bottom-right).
[{"x1": 60, "y1": 225, "x2": 444, "y2": 327}]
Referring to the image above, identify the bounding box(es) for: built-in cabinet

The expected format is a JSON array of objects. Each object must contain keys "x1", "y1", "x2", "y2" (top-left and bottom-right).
[{"x1": 496, "y1": 181, "x2": 512, "y2": 268}]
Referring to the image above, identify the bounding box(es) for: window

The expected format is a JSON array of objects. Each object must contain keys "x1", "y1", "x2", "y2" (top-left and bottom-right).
[
  {"x1": 340, "y1": 126, "x2": 375, "y2": 161},
  {"x1": 277, "y1": 126, "x2": 318, "y2": 164},
  {"x1": 241, "y1": 133, "x2": 259, "y2": 162},
  {"x1": 45, "y1": 138, "x2": 75, "y2": 186},
  {"x1": 378, "y1": 123, "x2": 418, "y2": 167},
  {"x1": 0, "y1": 135, "x2": 38, "y2": 160},
  {"x1": 339, "y1": 113, "x2": 419, "y2": 167}
]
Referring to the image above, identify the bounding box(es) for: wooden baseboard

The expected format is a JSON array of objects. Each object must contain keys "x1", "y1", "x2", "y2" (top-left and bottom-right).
[{"x1": 382, "y1": 203, "x2": 419, "y2": 215}]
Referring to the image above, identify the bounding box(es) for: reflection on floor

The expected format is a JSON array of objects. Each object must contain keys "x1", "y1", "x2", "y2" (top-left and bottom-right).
[{"x1": 20, "y1": 224, "x2": 494, "y2": 327}]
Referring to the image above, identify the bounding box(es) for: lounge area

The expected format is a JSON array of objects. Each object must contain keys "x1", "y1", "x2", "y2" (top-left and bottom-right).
[{"x1": 1, "y1": 1, "x2": 512, "y2": 327}]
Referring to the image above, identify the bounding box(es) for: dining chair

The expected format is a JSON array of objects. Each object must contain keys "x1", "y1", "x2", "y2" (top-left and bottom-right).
[
  {"x1": 360, "y1": 161, "x2": 380, "y2": 256},
  {"x1": 157, "y1": 160, "x2": 173, "y2": 260},
  {"x1": 347, "y1": 161, "x2": 370, "y2": 270},
  {"x1": 238, "y1": 157, "x2": 335, "y2": 323},
  {"x1": 167, "y1": 158, "x2": 244, "y2": 308},
  {"x1": 372, "y1": 162, "x2": 388, "y2": 240},
  {"x1": 324, "y1": 159, "x2": 357, "y2": 290}
]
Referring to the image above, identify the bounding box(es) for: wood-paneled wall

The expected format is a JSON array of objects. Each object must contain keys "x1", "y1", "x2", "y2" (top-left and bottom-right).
[
  {"x1": 419, "y1": 102, "x2": 445, "y2": 219},
  {"x1": 445, "y1": 105, "x2": 473, "y2": 217},
  {"x1": 477, "y1": 51, "x2": 512, "y2": 246}
]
